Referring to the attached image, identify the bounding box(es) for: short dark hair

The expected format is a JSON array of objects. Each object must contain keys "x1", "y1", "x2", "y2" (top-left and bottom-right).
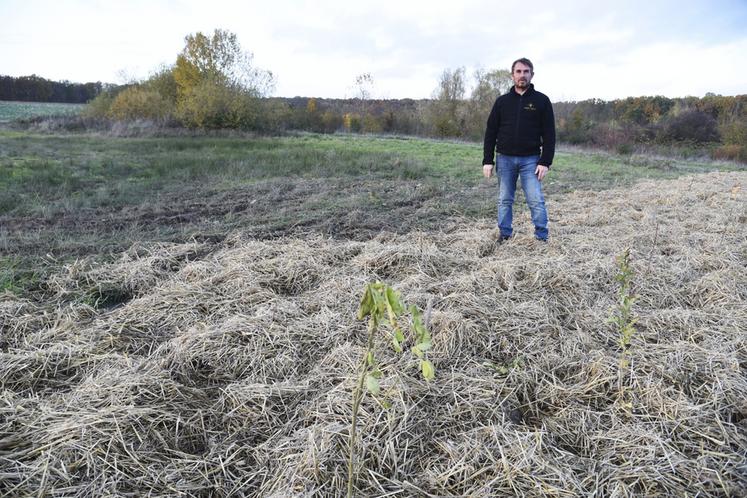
[{"x1": 511, "y1": 58, "x2": 534, "y2": 73}]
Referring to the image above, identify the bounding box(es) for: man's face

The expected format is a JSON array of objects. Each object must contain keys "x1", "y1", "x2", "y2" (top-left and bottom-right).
[{"x1": 512, "y1": 62, "x2": 533, "y2": 89}]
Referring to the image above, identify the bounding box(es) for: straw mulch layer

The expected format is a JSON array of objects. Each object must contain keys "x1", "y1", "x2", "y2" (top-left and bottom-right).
[{"x1": 2, "y1": 171, "x2": 746, "y2": 497}]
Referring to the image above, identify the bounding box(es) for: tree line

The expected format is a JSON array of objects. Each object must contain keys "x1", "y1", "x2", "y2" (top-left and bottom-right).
[
  {"x1": 553, "y1": 95, "x2": 747, "y2": 161},
  {"x1": 260, "y1": 92, "x2": 746, "y2": 162},
  {"x1": 0, "y1": 74, "x2": 106, "y2": 103},
  {"x1": 8, "y1": 29, "x2": 745, "y2": 162}
]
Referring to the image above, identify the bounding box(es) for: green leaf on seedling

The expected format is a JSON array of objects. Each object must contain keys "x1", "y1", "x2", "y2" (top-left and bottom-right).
[
  {"x1": 421, "y1": 360, "x2": 435, "y2": 381},
  {"x1": 365, "y1": 283, "x2": 381, "y2": 315},
  {"x1": 417, "y1": 340, "x2": 432, "y2": 351},
  {"x1": 482, "y1": 361, "x2": 513, "y2": 375},
  {"x1": 410, "y1": 305, "x2": 426, "y2": 332},
  {"x1": 392, "y1": 336, "x2": 402, "y2": 353},
  {"x1": 366, "y1": 351, "x2": 375, "y2": 366},
  {"x1": 411, "y1": 340, "x2": 431, "y2": 358},
  {"x1": 391, "y1": 327, "x2": 405, "y2": 352},
  {"x1": 395, "y1": 328, "x2": 405, "y2": 343},
  {"x1": 366, "y1": 374, "x2": 380, "y2": 394},
  {"x1": 385, "y1": 287, "x2": 404, "y2": 315},
  {"x1": 357, "y1": 287, "x2": 374, "y2": 319}
]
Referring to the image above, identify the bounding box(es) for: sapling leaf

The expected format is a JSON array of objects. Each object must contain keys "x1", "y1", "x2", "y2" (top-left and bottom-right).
[
  {"x1": 385, "y1": 286, "x2": 404, "y2": 315},
  {"x1": 357, "y1": 287, "x2": 374, "y2": 319},
  {"x1": 392, "y1": 336, "x2": 402, "y2": 353},
  {"x1": 369, "y1": 283, "x2": 387, "y2": 316},
  {"x1": 387, "y1": 311, "x2": 398, "y2": 332},
  {"x1": 421, "y1": 360, "x2": 435, "y2": 381},
  {"x1": 483, "y1": 361, "x2": 509, "y2": 375},
  {"x1": 392, "y1": 328, "x2": 405, "y2": 353},
  {"x1": 409, "y1": 305, "x2": 427, "y2": 338},
  {"x1": 412, "y1": 338, "x2": 432, "y2": 357},
  {"x1": 366, "y1": 375, "x2": 380, "y2": 395},
  {"x1": 394, "y1": 328, "x2": 405, "y2": 343},
  {"x1": 417, "y1": 340, "x2": 432, "y2": 351}
]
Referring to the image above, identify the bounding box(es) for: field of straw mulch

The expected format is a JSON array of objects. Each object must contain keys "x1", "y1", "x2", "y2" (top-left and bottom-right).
[{"x1": 2, "y1": 171, "x2": 746, "y2": 497}]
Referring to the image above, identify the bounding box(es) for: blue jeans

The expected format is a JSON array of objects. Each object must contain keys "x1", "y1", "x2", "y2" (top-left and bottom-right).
[{"x1": 496, "y1": 154, "x2": 548, "y2": 240}]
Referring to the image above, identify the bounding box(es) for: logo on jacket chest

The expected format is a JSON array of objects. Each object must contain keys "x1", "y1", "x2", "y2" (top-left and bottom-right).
[{"x1": 523, "y1": 102, "x2": 537, "y2": 111}]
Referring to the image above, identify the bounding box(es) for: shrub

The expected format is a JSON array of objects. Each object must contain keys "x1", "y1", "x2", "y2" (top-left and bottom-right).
[
  {"x1": 259, "y1": 99, "x2": 292, "y2": 132},
  {"x1": 144, "y1": 66, "x2": 178, "y2": 105},
  {"x1": 344, "y1": 113, "x2": 362, "y2": 133},
  {"x1": 108, "y1": 86, "x2": 174, "y2": 121},
  {"x1": 656, "y1": 109, "x2": 720, "y2": 144},
  {"x1": 176, "y1": 80, "x2": 260, "y2": 129},
  {"x1": 720, "y1": 121, "x2": 747, "y2": 146},
  {"x1": 712, "y1": 144, "x2": 747, "y2": 163},
  {"x1": 559, "y1": 108, "x2": 593, "y2": 144},
  {"x1": 362, "y1": 114, "x2": 382, "y2": 133},
  {"x1": 83, "y1": 92, "x2": 116, "y2": 118},
  {"x1": 616, "y1": 142, "x2": 634, "y2": 155},
  {"x1": 320, "y1": 110, "x2": 342, "y2": 133}
]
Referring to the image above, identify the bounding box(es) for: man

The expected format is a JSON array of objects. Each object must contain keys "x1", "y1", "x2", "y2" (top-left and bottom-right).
[{"x1": 482, "y1": 57, "x2": 555, "y2": 242}]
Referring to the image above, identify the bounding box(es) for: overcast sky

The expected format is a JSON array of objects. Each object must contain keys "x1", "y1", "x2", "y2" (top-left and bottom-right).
[{"x1": 2, "y1": 0, "x2": 746, "y2": 101}]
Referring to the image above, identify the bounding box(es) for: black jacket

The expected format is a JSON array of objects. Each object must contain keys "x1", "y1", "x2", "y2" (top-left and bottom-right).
[{"x1": 482, "y1": 84, "x2": 556, "y2": 167}]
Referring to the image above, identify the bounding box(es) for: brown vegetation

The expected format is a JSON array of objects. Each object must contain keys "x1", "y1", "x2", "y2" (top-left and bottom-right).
[{"x1": 2, "y1": 171, "x2": 746, "y2": 496}]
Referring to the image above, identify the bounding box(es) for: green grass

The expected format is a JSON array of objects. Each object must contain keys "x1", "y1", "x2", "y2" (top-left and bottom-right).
[
  {"x1": 1, "y1": 131, "x2": 740, "y2": 217},
  {"x1": 548, "y1": 149, "x2": 732, "y2": 192},
  {"x1": 0, "y1": 133, "x2": 455, "y2": 216},
  {"x1": 1, "y1": 130, "x2": 743, "y2": 298},
  {"x1": 0, "y1": 255, "x2": 44, "y2": 295},
  {"x1": 0, "y1": 101, "x2": 84, "y2": 122}
]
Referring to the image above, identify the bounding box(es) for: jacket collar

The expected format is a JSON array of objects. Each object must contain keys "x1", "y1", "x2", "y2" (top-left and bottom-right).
[{"x1": 510, "y1": 83, "x2": 535, "y2": 96}]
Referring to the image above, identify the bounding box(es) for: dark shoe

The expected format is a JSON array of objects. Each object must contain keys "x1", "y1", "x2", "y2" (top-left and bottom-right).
[
  {"x1": 498, "y1": 234, "x2": 512, "y2": 242},
  {"x1": 535, "y1": 237, "x2": 548, "y2": 243}
]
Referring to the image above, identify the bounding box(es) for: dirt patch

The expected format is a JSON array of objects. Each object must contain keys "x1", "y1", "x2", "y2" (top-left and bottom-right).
[{"x1": 2, "y1": 177, "x2": 496, "y2": 263}]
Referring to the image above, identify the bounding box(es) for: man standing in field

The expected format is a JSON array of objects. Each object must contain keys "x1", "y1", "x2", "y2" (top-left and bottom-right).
[{"x1": 482, "y1": 57, "x2": 555, "y2": 242}]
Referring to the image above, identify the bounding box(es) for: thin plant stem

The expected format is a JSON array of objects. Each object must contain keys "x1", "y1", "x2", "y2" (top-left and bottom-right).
[{"x1": 348, "y1": 316, "x2": 377, "y2": 498}]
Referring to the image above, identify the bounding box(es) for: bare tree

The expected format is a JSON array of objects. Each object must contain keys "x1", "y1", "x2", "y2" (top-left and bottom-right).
[
  {"x1": 425, "y1": 67, "x2": 467, "y2": 137},
  {"x1": 466, "y1": 68, "x2": 512, "y2": 139}
]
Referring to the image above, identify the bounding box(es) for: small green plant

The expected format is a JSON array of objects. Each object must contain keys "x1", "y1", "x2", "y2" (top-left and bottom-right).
[
  {"x1": 616, "y1": 142, "x2": 634, "y2": 155},
  {"x1": 347, "y1": 282, "x2": 434, "y2": 498},
  {"x1": 0, "y1": 256, "x2": 42, "y2": 296},
  {"x1": 609, "y1": 248, "x2": 637, "y2": 414},
  {"x1": 483, "y1": 356, "x2": 524, "y2": 375}
]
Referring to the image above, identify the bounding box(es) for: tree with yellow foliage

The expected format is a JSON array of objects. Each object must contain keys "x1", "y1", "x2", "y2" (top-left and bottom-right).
[{"x1": 172, "y1": 29, "x2": 275, "y2": 129}]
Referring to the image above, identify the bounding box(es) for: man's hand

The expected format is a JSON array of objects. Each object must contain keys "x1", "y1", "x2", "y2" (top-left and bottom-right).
[
  {"x1": 483, "y1": 164, "x2": 494, "y2": 178},
  {"x1": 535, "y1": 164, "x2": 549, "y2": 181}
]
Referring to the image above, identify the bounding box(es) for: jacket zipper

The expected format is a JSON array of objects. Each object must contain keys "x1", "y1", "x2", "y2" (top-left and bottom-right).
[{"x1": 514, "y1": 94, "x2": 523, "y2": 144}]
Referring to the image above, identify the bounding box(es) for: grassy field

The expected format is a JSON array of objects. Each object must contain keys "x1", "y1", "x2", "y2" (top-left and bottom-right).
[
  {"x1": 0, "y1": 100, "x2": 84, "y2": 122},
  {"x1": 1, "y1": 129, "x2": 746, "y2": 496},
  {"x1": 1, "y1": 130, "x2": 742, "y2": 296},
  {"x1": 1, "y1": 132, "x2": 736, "y2": 216}
]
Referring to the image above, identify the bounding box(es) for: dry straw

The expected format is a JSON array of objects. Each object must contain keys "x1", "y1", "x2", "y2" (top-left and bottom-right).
[{"x1": 1, "y1": 171, "x2": 746, "y2": 496}]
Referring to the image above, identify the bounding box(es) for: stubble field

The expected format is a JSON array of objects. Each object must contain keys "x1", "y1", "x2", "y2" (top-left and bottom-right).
[{"x1": 1, "y1": 127, "x2": 746, "y2": 496}]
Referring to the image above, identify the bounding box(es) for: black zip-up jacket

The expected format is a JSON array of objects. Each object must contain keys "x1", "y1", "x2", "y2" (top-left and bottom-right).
[{"x1": 482, "y1": 84, "x2": 556, "y2": 167}]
